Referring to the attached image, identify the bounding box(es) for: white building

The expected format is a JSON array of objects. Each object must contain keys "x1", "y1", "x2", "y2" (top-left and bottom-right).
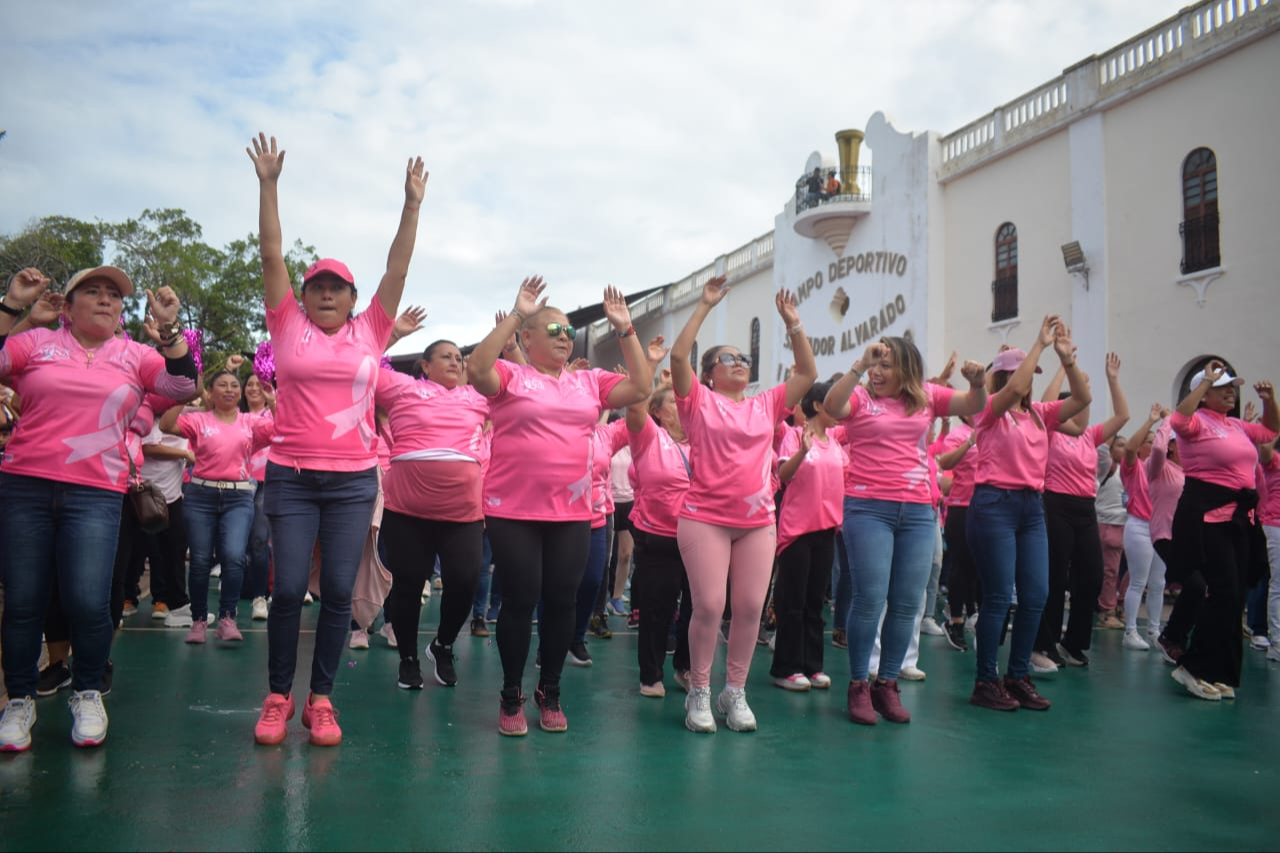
[{"x1": 586, "y1": 0, "x2": 1280, "y2": 413}]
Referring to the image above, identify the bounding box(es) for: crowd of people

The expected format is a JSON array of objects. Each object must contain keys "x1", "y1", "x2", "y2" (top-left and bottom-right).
[{"x1": 0, "y1": 133, "x2": 1277, "y2": 752}]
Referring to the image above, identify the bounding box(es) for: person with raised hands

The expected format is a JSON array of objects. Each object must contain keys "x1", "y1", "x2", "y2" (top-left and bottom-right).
[
  {"x1": 822, "y1": 340, "x2": 987, "y2": 725},
  {"x1": 935, "y1": 414, "x2": 980, "y2": 652},
  {"x1": 246, "y1": 132, "x2": 427, "y2": 747},
  {"x1": 1118, "y1": 403, "x2": 1169, "y2": 650},
  {"x1": 964, "y1": 316, "x2": 1090, "y2": 713},
  {"x1": 0, "y1": 267, "x2": 197, "y2": 752},
  {"x1": 237, "y1": 353, "x2": 277, "y2": 621},
  {"x1": 1164, "y1": 365, "x2": 1277, "y2": 700},
  {"x1": 668, "y1": 277, "x2": 816, "y2": 734},
  {"x1": 469, "y1": 278, "x2": 652, "y2": 736},
  {"x1": 1257, "y1": 433, "x2": 1280, "y2": 664}
]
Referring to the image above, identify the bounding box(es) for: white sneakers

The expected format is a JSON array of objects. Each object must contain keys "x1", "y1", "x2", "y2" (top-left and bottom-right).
[
  {"x1": 684, "y1": 687, "x2": 716, "y2": 733},
  {"x1": 1249, "y1": 634, "x2": 1271, "y2": 651},
  {"x1": 251, "y1": 597, "x2": 270, "y2": 621},
  {"x1": 69, "y1": 691, "x2": 109, "y2": 747},
  {"x1": 1172, "y1": 666, "x2": 1221, "y2": 701},
  {"x1": 163, "y1": 604, "x2": 194, "y2": 629},
  {"x1": 0, "y1": 698, "x2": 37, "y2": 752},
  {"x1": 920, "y1": 617, "x2": 946, "y2": 637},
  {"x1": 774, "y1": 673, "x2": 811, "y2": 691},
  {"x1": 1267, "y1": 646, "x2": 1280, "y2": 664},
  {"x1": 809, "y1": 672, "x2": 832, "y2": 689},
  {"x1": 716, "y1": 687, "x2": 758, "y2": 732},
  {"x1": 1123, "y1": 630, "x2": 1151, "y2": 651},
  {"x1": 899, "y1": 666, "x2": 927, "y2": 682}
]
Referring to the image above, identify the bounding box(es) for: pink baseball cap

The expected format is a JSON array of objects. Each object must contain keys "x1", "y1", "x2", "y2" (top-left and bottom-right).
[
  {"x1": 990, "y1": 348, "x2": 1042, "y2": 374},
  {"x1": 303, "y1": 258, "x2": 355, "y2": 286}
]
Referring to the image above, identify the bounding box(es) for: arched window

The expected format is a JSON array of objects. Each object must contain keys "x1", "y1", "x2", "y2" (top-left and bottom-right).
[
  {"x1": 1180, "y1": 148, "x2": 1220, "y2": 274},
  {"x1": 991, "y1": 222, "x2": 1018, "y2": 322},
  {"x1": 749, "y1": 318, "x2": 761, "y2": 383}
]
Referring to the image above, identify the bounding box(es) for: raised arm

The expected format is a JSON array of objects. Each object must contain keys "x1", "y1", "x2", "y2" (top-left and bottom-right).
[
  {"x1": 824, "y1": 342, "x2": 882, "y2": 420},
  {"x1": 626, "y1": 337, "x2": 671, "y2": 433},
  {"x1": 374, "y1": 157, "x2": 428, "y2": 318},
  {"x1": 777, "y1": 289, "x2": 817, "y2": 408},
  {"x1": 603, "y1": 286, "x2": 654, "y2": 408},
  {"x1": 778, "y1": 427, "x2": 813, "y2": 484},
  {"x1": 1053, "y1": 325, "x2": 1092, "y2": 422},
  {"x1": 1148, "y1": 411, "x2": 1173, "y2": 478},
  {"x1": 936, "y1": 431, "x2": 977, "y2": 471},
  {"x1": 1041, "y1": 364, "x2": 1067, "y2": 403},
  {"x1": 1259, "y1": 433, "x2": 1276, "y2": 467},
  {"x1": 158, "y1": 404, "x2": 185, "y2": 437},
  {"x1": 1256, "y1": 381, "x2": 1279, "y2": 433},
  {"x1": 948, "y1": 360, "x2": 989, "y2": 417},
  {"x1": 670, "y1": 275, "x2": 728, "y2": 399},
  {"x1": 989, "y1": 315, "x2": 1057, "y2": 419},
  {"x1": 0, "y1": 269, "x2": 51, "y2": 339},
  {"x1": 1125, "y1": 402, "x2": 1163, "y2": 467},
  {"x1": 469, "y1": 277, "x2": 545, "y2": 397},
  {"x1": 9, "y1": 290, "x2": 64, "y2": 336},
  {"x1": 247, "y1": 133, "x2": 292, "y2": 310},
  {"x1": 1177, "y1": 360, "x2": 1225, "y2": 417},
  {"x1": 1097, "y1": 353, "x2": 1130, "y2": 441},
  {"x1": 385, "y1": 305, "x2": 428, "y2": 353}
]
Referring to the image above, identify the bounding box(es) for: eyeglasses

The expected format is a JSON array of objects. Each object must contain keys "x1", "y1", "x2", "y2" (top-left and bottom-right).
[
  {"x1": 716, "y1": 352, "x2": 752, "y2": 368},
  {"x1": 545, "y1": 323, "x2": 577, "y2": 341}
]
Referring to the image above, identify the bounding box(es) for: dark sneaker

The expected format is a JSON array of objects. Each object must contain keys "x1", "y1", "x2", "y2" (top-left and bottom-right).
[
  {"x1": 498, "y1": 689, "x2": 528, "y2": 737},
  {"x1": 870, "y1": 679, "x2": 911, "y2": 724},
  {"x1": 666, "y1": 632, "x2": 677, "y2": 655},
  {"x1": 944, "y1": 622, "x2": 968, "y2": 652},
  {"x1": 568, "y1": 641, "x2": 592, "y2": 667},
  {"x1": 832, "y1": 629, "x2": 848, "y2": 649},
  {"x1": 425, "y1": 639, "x2": 457, "y2": 687},
  {"x1": 588, "y1": 614, "x2": 613, "y2": 639},
  {"x1": 397, "y1": 657, "x2": 424, "y2": 690},
  {"x1": 535, "y1": 684, "x2": 568, "y2": 732},
  {"x1": 1057, "y1": 643, "x2": 1089, "y2": 667},
  {"x1": 470, "y1": 616, "x2": 490, "y2": 638},
  {"x1": 847, "y1": 680, "x2": 877, "y2": 725},
  {"x1": 627, "y1": 609, "x2": 640, "y2": 630},
  {"x1": 37, "y1": 661, "x2": 73, "y2": 697},
  {"x1": 1003, "y1": 675, "x2": 1050, "y2": 710},
  {"x1": 1043, "y1": 646, "x2": 1067, "y2": 669},
  {"x1": 1157, "y1": 634, "x2": 1185, "y2": 666},
  {"x1": 756, "y1": 623, "x2": 771, "y2": 646},
  {"x1": 970, "y1": 679, "x2": 1020, "y2": 711}
]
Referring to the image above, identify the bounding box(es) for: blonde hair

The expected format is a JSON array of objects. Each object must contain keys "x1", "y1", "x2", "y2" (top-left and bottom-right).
[{"x1": 874, "y1": 336, "x2": 928, "y2": 415}]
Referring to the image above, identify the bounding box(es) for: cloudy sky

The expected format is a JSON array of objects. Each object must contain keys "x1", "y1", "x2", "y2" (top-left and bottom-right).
[{"x1": 2, "y1": 0, "x2": 1184, "y2": 352}]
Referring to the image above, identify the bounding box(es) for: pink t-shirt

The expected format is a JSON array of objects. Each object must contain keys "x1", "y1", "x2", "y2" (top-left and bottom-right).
[
  {"x1": 590, "y1": 420, "x2": 630, "y2": 528},
  {"x1": 265, "y1": 295, "x2": 393, "y2": 472},
  {"x1": 938, "y1": 423, "x2": 978, "y2": 508},
  {"x1": 178, "y1": 410, "x2": 266, "y2": 482},
  {"x1": 1044, "y1": 424, "x2": 1107, "y2": 498},
  {"x1": 776, "y1": 428, "x2": 849, "y2": 555},
  {"x1": 0, "y1": 328, "x2": 197, "y2": 493},
  {"x1": 483, "y1": 360, "x2": 624, "y2": 522},
  {"x1": 1147, "y1": 421, "x2": 1185, "y2": 542},
  {"x1": 247, "y1": 408, "x2": 274, "y2": 482},
  {"x1": 627, "y1": 415, "x2": 691, "y2": 538},
  {"x1": 973, "y1": 399, "x2": 1066, "y2": 491},
  {"x1": 1120, "y1": 455, "x2": 1153, "y2": 522},
  {"x1": 1171, "y1": 408, "x2": 1276, "y2": 522},
  {"x1": 1259, "y1": 455, "x2": 1280, "y2": 527},
  {"x1": 837, "y1": 383, "x2": 955, "y2": 504},
  {"x1": 675, "y1": 381, "x2": 789, "y2": 528}
]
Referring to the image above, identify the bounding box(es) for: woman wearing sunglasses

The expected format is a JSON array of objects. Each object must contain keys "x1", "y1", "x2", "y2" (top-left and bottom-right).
[
  {"x1": 669, "y1": 276, "x2": 817, "y2": 734},
  {"x1": 469, "y1": 278, "x2": 653, "y2": 736}
]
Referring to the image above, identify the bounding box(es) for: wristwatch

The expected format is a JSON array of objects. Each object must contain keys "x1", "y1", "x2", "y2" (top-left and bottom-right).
[{"x1": 156, "y1": 320, "x2": 183, "y2": 340}]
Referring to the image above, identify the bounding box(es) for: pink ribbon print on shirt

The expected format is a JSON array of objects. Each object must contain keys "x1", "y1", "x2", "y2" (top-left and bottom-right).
[
  {"x1": 61, "y1": 383, "x2": 139, "y2": 487},
  {"x1": 324, "y1": 356, "x2": 378, "y2": 451}
]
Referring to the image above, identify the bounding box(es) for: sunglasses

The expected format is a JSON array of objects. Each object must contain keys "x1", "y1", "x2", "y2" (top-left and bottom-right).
[
  {"x1": 544, "y1": 323, "x2": 577, "y2": 341},
  {"x1": 716, "y1": 352, "x2": 752, "y2": 368}
]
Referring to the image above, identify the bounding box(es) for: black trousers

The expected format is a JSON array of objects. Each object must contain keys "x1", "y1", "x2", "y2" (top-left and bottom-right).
[
  {"x1": 944, "y1": 506, "x2": 980, "y2": 620},
  {"x1": 1038, "y1": 492, "x2": 1104, "y2": 652},
  {"x1": 770, "y1": 529, "x2": 834, "y2": 678},
  {"x1": 109, "y1": 500, "x2": 143, "y2": 629},
  {"x1": 632, "y1": 529, "x2": 691, "y2": 685},
  {"x1": 1179, "y1": 521, "x2": 1250, "y2": 687},
  {"x1": 144, "y1": 498, "x2": 189, "y2": 609},
  {"x1": 381, "y1": 509, "x2": 484, "y2": 659},
  {"x1": 487, "y1": 517, "x2": 591, "y2": 693},
  {"x1": 1157, "y1": 537, "x2": 1206, "y2": 646}
]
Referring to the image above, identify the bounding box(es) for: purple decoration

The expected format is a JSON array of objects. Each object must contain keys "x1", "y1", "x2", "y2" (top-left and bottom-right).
[
  {"x1": 380, "y1": 355, "x2": 394, "y2": 370},
  {"x1": 183, "y1": 329, "x2": 203, "y2": 374},
  {"x1": 253, "y1": 341, "x2": 276, "y2": 386}
]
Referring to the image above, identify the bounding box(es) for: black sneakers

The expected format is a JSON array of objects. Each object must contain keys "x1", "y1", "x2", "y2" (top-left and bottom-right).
[
  {"x1": 398, "y1": 657, "x2": 424, "y2": 690},
  {"x1": 426, "y1": 639, "x2": 457, "y2": 686},
  {"x1": 36, "y1": 661, "x2": 72, "y2": 697},
  {"x1": 944, "y1": 622, "x2": 968, "y2": 652},
  {"x1": 567, "y1": 641, "x2": 592, "y2": 667},
  {"x1": 588, "y1": 614, "x2": 613, "y2": 640}
]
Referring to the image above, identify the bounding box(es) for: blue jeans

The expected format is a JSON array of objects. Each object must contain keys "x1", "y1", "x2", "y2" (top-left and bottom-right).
[
  {"x1": 264, "y1": 462, "x2": 378, "y2": 696},
  {"x1": 0, "y1": 473, "x2": 122, "y2": 697},
  {"x1": 537, "y1": 522, "x2": 610, "y2": 645},
  {"x1": 842, "y1": 497, "x2": 937, "y2": 681},
  {"x1": 184, "y1": 482, "x2": 255, "y2": 620},
  {"x1": 241, "y1": 482, "x2": 272, "y2": 600},
  {"x1": 831, "y1": 530, "x2": 852, "y2": 633},
  {"x1": 966, "y1": 485, "x2": 1050, "y2": 681}
]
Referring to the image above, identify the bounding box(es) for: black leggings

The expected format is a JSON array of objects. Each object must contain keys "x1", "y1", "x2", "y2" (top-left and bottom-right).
[
  {"x1": 770, "y1": 529, "x2": 834, "y2": 679},
  {"x1": 632, "y1": 529, "x2": 691, "y2": 686},
  {"x1": 1157, "y1": 537, "x2": 1206, "y2": 646},
  {"x1": 944, "y1": 506, "x2": 980, "y2": 620},
  {"x1": 487, "y1": 517, "x2": 591, "y2": 692},
  {"x1": 1038, "y1": 492, "x2": 1104, "y2": 652},
  {"x1": 1178, "y1": 520, "x2": 1250, "y2": 687},
  {"x1": 381, "y1": 509, "x2": 484, "y2": 659}
]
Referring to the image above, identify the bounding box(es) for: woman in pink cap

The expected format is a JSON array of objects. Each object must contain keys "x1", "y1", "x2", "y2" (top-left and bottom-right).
[
  {"x1": 469, "y1": 277, "x2": 653, "y2": 736},
  {"x1": 965, "y1": 316, "x2": 1089, "y2": 713},
  {"x1": 1164, "y1": 363, "x2": 1276, "y2": 700},
  {"x1": 669, "y1": 276, "x2": 816, "y2": 735},
  {"x1": 246, "y1": 132, "x2": 426, "y2": 747},
  {"x1": 0, "y1": 266, "x2": 197, "y2": 752}
]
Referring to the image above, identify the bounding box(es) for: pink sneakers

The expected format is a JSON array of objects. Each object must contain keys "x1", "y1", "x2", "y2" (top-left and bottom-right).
[
  {"x1": 254, "y1": 693, "x2": 295, "y2": 745},
  {"x1": 215, "y1": 617, "x2": 243, "y2": 642},
  {"x1": 534, "y1": 685, "x2": 568, "y2": 733},
  {"x1": 302, "y1": 695, "x2": 342, "y2": 747},
  {"x1": 185, "y1": 621, "x2": 207, "y2": 645},
  {"x1": 499, "y1": 692, "x2": 528, "y2": 737}
]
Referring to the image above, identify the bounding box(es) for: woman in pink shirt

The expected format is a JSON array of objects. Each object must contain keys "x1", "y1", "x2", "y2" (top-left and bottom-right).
[
  {"x1": 1164, "y1": 364, "x2": 1277, "y2": 700},
  {"x1": 246, "y1": 133, "x2": 426, "y2": 747},
  {"x1": 375, "y1": 341, "x2": 490, "y2": 692},
  {"x1": 469, "y1": 278, "x2": 653, "y2": 737},
  {"x1": 965, "y1": 317, "x2": 1089, "y2": 713},
  {"x1": 770, "y1": 381, "x2": 846, "y2": 692},
  {"x1": 161, "y1": 371, "x2": 274, "y2": 645},
  {"x1": 936, "y1": 414, "x2": 979, "y2": 652},
  {"x1": 240, "y1": 353, "x2": 277, "y2": 621},
  {"x1": 823, "y1": 340, "x2": 987, "y2": 725},
  {"x1": 0, "y1": 266, "x2": 197, "y2": 752},
  {"x1": 670, "y1": 276, "x2": 816, "y2": 735},
  {"x1": 1259, "y1": 438, "x2": 1280, "y2": 664},
  {"x1": 1119, "y1": 403, "x2": 1168, "y2": 650}
]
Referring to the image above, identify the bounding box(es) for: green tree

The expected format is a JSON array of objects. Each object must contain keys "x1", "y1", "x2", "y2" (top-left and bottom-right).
[{"x1": 0, "y1": 215, "x2": 106, "y2": 287}]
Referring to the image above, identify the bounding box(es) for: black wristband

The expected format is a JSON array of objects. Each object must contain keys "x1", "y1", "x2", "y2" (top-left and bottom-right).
[{"x1": 0, "y1": 301, "x2": 23, "y2": 317}]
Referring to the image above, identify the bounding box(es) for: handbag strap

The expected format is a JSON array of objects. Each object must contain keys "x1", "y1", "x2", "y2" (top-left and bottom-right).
[{"x1": 674, "y1": 442, "x2": 692, "y2": 479}]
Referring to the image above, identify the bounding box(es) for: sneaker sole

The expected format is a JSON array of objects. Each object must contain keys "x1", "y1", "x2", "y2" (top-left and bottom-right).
[
  {"x1": 539, "y1": 720, "x2": 568, "y2": 733},
  {"x1": 774, "y1": 680, "x2": 811, "y2": 692},
  {"x1": 37, "y1": 677, "x2": 73, "y2": 697},
  {"x1": 568, "y1": 656, "x2": 593, "y2": 668},
  {"x1": 498, "y1": 725, "x2": 528, "y2": 737},
  {"x1": 424, "y1": 645, "x2": 456, "y2": 687},
  {"x1": 71, "y1": 732, "x2": 107, "y2": 748},
  {"x1": 0, "y1": 740, "x2": 32, "y2": 752},
  {"x1": 684, "y1": 716, "x2": 717, "y2": 733},
  {"x1": 308, "y1": 734, "x2": 342, "y2": 747},
  {"x1": 397, "y1": 680, "x2": 424, "y2": 691}
]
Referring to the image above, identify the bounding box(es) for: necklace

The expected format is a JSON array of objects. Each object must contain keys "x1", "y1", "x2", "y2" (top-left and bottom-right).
[{"x1": 68, "y1": 334, "x2": 108, "y2": 366}]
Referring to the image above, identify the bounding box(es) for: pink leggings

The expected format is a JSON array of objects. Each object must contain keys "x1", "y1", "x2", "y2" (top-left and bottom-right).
[{"x1": 677, "y1": 518, "x2": 776, "y2": 690}]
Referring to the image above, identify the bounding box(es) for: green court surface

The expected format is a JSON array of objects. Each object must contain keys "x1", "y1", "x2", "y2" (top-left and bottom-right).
[{"x1": 2, "y1": 596, "x2": 1278, "y2": 852}]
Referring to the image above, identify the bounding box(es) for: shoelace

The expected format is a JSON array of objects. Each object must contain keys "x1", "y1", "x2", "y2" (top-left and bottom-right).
[
  {"x1": 72, "y1": 693, "x2": 106, "y2": 724},
  {"x1": 310, "y1": 703, "x2": 338, "y2": 728},
  {"x1": 727, "y1": 691, "x2": 751, "y2": 713},
  {"x1": 2, "y1": 699, "x2": 34, "y2": 727},
  {"x1": 261, "y1": 699, "x2": 288, "y2": 724}
]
